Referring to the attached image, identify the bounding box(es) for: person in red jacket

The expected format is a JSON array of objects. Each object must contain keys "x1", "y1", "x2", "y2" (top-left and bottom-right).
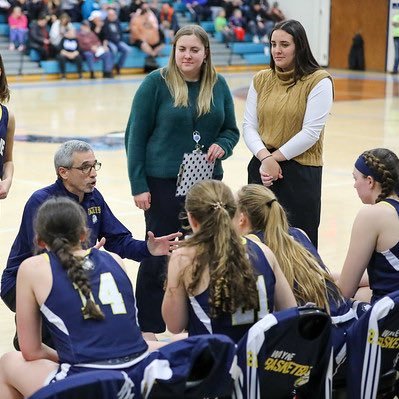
[{"x1": 77, "y1": 20, "x2": 114, "y2": 78}]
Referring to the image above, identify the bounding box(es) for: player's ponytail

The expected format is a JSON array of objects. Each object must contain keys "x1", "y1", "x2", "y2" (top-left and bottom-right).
[{"x1": 183, "y1": 180, "x2": 259, "y2": 317}]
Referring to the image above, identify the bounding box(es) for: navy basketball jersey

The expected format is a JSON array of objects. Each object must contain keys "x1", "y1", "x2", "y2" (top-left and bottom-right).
[
  {"x1": 233, "y1": 307, "x2": 333, "y2": 399},
  {"x1": 41, "y1": 248, "x2": 148, "y2": 365},
  {"x1": 367, "y1": 199, "x2": 399, "y2": 303},
  {"x1": 129, "y1": 334, "x2": 239, "y2": 399},
  {"x1": 0, "y1": 104, "x2": 9, "y2": 179},
  {"x1": 288, "y1": 227, "x2": 327, "y2": 268},
  {"x1": 343, "y1": 291, "x2": 399, "y2": 399},
  {"x1": 187, "y1": 237, "x2": 276, "y2": 342}
]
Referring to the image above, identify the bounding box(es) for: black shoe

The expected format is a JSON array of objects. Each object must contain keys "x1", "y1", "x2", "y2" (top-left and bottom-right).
[
  {"x1": 103, "y1": 71, "x2": 114, "y2": 78},
  {"x1": 60, "y1": 74, "x2": 66, "y2": 80},
  {"x1": 114, "y1": 65, "x2": 121, "y2": 75},
  {"x1": 90, "y1": 71, "x2": 96, "y2": 79}
]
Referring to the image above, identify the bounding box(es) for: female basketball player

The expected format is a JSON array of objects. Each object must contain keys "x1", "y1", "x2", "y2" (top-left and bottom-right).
[
  {"x1": 0, "y1": 54, "x2": 15, "y2": 200},
  {"x1": 337, "y1": 148, "x2": 399, "y2": 304},
  {"x1": 0, "y1": 197, "x2": 159, "y2": 399},
  {"x1": 235, "y1": 184, "x2": 347, "y2": 315},
  {"x1": 162, "y1": 180, "x2": 296, "y2": 342}
]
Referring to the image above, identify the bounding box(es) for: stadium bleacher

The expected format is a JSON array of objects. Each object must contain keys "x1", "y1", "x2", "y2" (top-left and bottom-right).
[{"x1": 0, "y1": 2, "x2": 270, "y2": 77}]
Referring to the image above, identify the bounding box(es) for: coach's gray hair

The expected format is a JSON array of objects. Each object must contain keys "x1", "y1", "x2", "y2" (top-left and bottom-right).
[{"x1": 54, "y1": 140, "x2": 93, "y2": 175}]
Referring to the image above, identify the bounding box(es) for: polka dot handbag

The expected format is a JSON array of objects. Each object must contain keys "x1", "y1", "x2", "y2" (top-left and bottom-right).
[{"x1": 176, "y1": 150, "x2": 215, "y2": 197}]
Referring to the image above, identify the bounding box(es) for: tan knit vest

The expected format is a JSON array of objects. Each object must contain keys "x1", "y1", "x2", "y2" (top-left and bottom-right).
[{"x1": 253, "y1": 68, "x2": 333, "y2": 166}]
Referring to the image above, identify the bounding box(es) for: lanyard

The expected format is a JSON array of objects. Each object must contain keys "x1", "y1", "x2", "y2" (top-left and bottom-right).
[{"x1": 190, "y1": 96, "x2": 203, "y2": 152}]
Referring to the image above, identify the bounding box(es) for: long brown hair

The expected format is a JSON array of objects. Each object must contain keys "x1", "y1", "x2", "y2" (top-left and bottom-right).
[
  {"x1": 35, "y1": 197, "x2": 105, "y2": 320},
  {"x1": 183, "y1": 180, "x2": 259, "y2": 317},
  {"x1": 269, "y1": 19, "x2": 320, "y2": 84},
  {"x1": 237, "y1": 184, "x2": 342, "y2": 312}
]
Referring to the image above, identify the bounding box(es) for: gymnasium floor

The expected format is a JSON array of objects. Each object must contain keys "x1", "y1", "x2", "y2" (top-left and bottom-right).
[{"x1": 0, "y1": 68, "x2": 398, "y2": 354}]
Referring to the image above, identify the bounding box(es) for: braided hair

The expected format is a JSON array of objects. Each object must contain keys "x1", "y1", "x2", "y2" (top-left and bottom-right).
[
  {"x1": 182, "y1": 180, "x2": 259, "y2": 317},
  {"x1": 35, "y1": 197, "x2": 105, "y2": 320},
  {"x1": 360, "y1": 148, "x2": 399, "y2": 203}
]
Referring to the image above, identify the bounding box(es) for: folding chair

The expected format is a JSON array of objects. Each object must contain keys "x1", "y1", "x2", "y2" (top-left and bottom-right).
[
  {"x1": 129, "y1": 334, "x2": 239, "y2": 399},
  {"x1": 332, "y1": 290, "x2": 399, "y2": 399},
  {"x1": 28, "y1": 369, "x2": 136, "y2": 399},
  {"x1": 233, "y1": 306, "x2": 333, "y2": 399}
]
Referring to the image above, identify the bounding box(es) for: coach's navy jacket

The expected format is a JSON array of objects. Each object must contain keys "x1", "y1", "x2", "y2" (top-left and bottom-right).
[{"x1": 1, "y1": 179, "x2": 150, "y2": 301}]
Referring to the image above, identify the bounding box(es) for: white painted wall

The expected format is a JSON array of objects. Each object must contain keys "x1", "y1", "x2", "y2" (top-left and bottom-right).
[{"x1": 272, "y1": 0, "x2": 331, "y2": 66}]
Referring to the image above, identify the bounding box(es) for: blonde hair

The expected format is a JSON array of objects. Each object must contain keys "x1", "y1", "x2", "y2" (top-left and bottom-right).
[
  {"x1": 237, "y1": 184, "x2": 342, "y2": 313},
  {"x1": 161, "y1": 24, "x2": 217, "y2": 116},
  {"x1": 183, "y1": 180, "x2": 259, "y2": 317}
]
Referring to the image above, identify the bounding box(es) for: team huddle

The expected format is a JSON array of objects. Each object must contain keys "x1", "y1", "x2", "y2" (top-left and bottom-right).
[{"x1": 0, "y1": 18, "x2": 399, "y2": 399}]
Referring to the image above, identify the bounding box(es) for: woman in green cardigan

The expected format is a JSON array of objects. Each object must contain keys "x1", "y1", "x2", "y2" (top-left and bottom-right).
[{"x1": 124, "y1": 24, "x2": 239, "y2": 336}]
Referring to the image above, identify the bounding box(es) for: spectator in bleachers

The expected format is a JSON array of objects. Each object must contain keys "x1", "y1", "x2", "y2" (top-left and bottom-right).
[
  {"x1": 128, "y1": 0, "x2": 144, "y2": 15},
  {"x1": 246, "y1": 0, "x2": 274, "y2": 43},
  {"x1": 269, "y1": 1, "x2": 285, "y2": 23},
  {"x1": 148, "y1": 0, "x2": 160, "y2": 15},
  {"x1": 228, "y1": 7, "x2": 246, "y2": 41},
  {"x1": 208, "y1": 0, "x2": 225, "y2": 22},
  {"x1": 56, "y1": 27, "x2": 83, "y2": 78},
  {"x1": 0, "y1": 0, "x2": 11, "y2": 20},
  {"x1": 214, "y1": 7, "x2": 231, "y2": 45},
  {"x1": 158, "y1": 2, "x2": 179, "y2": 37},
  {"x1": 59, "y1": 0, "x2": 81, "y2": 21},
  {"x1": 28, "y1": 12, "x2": 52, "y2": 60},
  {"x1": 80, "y1": 0, "x2": 99, "y2": 21},
  {"x1": 159, "y1": 19, "x2": 173, "y2": 44},
  {"x1": 183, "y1": 0, "x2": 212, "y2": 23},
  {"x1": 26, "y1": 0, "x2": 49, "y2": 23},
  {"x1": 77, "y1": 19, "x2": 114, "y2": 78},
  {"x1": 99, "y1": 0, "x2": 120, "y2": 16},
  {"x1": 118, "y1": 0, "x2": 134, "y2": 22},
  {"x1": 88, "y1": 9, "x2": 104, "y2": 36},
  {"x1": 9, "y1": 0, "x2": 28, "y2": 15},
  {"x1": 49, "y1": 11, "x2": 72, "y2": 50},
  {"x1": 130, "y1": 2, "x2": 164, "y2": 59},
  {"x1": 7, "y1": 6, "x2": 28, "y2": 51},
  {"x1": 224, "y1": 0, "x2": 243, "y2": 20},
  {"x1": 101, "y1": 7, "x2": 130, "y2": 74}
]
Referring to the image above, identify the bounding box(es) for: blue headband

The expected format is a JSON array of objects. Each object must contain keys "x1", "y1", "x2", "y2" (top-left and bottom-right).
[{"x1": 354, "y1": 155, "x2": 382, "y2": 182}]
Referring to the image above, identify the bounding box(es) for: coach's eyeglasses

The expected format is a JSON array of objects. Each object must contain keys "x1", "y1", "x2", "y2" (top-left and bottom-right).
[{"x1": 69, "y1": 161, "x2": 102, "y2": 175}]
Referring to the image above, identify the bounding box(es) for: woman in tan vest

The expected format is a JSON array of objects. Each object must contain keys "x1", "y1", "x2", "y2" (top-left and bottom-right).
[{"x1": 243, "y1": 19, "x2": 334, "y2": 248}]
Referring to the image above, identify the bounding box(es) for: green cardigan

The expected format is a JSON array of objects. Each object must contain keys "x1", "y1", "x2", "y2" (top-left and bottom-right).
[{"x1": 125, "y1": 70, "x2": 239, "y2": 195}]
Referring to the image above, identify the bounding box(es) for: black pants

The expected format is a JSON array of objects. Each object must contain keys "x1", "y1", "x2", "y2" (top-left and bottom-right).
[
  {"x1": 135, "y1": 177, "x2": 187, "y2": 333},
  {"x1": 2, "y1": 286, "x2": 54, "y2": 350},
  {"x1": 247, "y1": 156, "x2": 322, "y2": 248},
  {"x1": 57, "y1": 54, "x2": 83, "y2": 76}
]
